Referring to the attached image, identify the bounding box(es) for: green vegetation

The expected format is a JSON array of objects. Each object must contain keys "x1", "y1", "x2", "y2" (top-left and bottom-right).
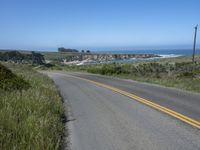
[
  {"x1": 36, "y1": 54, "x2": 200, "y2": 93},
  {"x1": 0, "y1": 50, "x2": 45, "y2": 65},
  {"x1": 58, "y1": 47, "x2": 79, "y2": 53},
  {"x1": 40, "y1": 51, "x2": 78, "y2": 63},
  {"x1": 0, "y1": 63, "x2": 64, "y2": 150},
  {"x1": 0, "y1": 64, "x2": 30, "y2": 91},
  {"x1": 86, "y1": 56, "x2": 200, "y2": 93},
  {"x1": 41, "y1": 51, "x2": 92, "y2": 63},
  {"x1": 37, "y1": 63, "x2": 89, "y2": 72}
]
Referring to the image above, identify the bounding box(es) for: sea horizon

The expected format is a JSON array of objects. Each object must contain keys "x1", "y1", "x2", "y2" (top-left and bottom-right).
[{"x1": 1, "y1": 48, "x2": 200, "y2": 58}]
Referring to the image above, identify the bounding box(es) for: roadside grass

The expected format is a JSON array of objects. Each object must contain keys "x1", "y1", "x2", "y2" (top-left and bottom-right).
[
  {"x1": 0, "y1": 63, "x2": 64, "y2": 150},
  {"x1": 0, "y1": 63, "x2": 30, "y2": 91},
  {"x1": 86, "y1": 56, "x2": 200, "y2": 93},
  {"x1": 36, "y1": 55, "x2": 200, "y2": 93},
  {"x1": 114, "y1": 74, "x2": 200, "y2": 93},
  {"x1": 36, "y1": 62, "x2": 89, "y2": 72}
]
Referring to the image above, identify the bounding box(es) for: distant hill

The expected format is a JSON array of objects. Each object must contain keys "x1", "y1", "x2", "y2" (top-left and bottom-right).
[{"x1": 0, "y1": 50, "x2": 45, "y2": 65}]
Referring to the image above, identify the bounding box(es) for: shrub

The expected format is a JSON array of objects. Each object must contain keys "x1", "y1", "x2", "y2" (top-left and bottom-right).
[
  {"x1": 177, "y1": 72, "x2": 195, "y2": 78},
  {"x1": 0, "y1": 63, "x2": 30, "y2": 91}
]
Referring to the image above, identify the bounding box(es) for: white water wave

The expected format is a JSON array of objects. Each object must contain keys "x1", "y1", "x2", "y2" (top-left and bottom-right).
[{"x1": 159, "y1": 54, "x2": 182, "y2": 58}]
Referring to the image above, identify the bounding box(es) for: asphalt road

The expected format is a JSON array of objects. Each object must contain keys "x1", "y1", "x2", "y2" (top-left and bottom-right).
[
  {"x1": 68, "y1": 72, "x2": 200, "y2": 122},
  {"x1": 47, "y1": 72, "x2": 200, "y2": 150}
]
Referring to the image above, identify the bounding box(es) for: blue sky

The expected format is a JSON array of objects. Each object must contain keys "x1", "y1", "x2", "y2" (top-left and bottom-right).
[{"x1": 0, "y1": 0, "x2": 199, "y2": 51}]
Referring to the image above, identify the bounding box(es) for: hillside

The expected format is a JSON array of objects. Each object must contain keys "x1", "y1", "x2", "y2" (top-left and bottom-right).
[
  {"x1": 0, "y1": 63, "x2": 30, "y2": 90},
  {"x1": 0, "y1": 63, "x2": 64, "y2": 149}
]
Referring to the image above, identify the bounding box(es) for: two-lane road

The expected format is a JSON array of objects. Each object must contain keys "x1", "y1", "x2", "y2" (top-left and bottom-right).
[{"x1": 47, "y1": 72, "x2": 200, "y2": 150}]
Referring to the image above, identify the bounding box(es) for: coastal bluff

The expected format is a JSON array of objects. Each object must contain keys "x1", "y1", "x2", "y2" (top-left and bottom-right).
[{"x1": 62, "y1": 53, "x2": 160, "y2": 65}]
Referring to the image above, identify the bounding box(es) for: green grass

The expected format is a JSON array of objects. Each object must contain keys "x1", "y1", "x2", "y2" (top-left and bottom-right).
[
  {"x1": 0, "y1": 64, "x2": 30, "y2": 91},
  {"x1": 155, "y1": 55, "x2": 200, "y2": 63},
  {"x1": 0, "y1": 63, "x2": 64, "y2": 150},
  {"x1": 85, "y1": 56, "x2": 200, "y2": 93},
  {"x1": 36, "y1": 55, "x2": 200, "y2": 93},
  {"x1": 41, "y1": 51, "x2": 75, "y2": 62},
  {"x1": 114, "y1": 73, "x2": 200, "y2": 93}
]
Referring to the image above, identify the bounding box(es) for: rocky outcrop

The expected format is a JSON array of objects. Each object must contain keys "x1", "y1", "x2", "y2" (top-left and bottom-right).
[
  {"x1": 80, "y1": 54, "x2": 160, "y2": 62},
  {"x1": 63, "y1": 53, "x2": 160, "y2": 65}
]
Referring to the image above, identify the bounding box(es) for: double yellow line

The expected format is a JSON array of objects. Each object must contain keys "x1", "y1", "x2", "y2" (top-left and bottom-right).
[{"x1": 73, "y1": 76, "x2": 200, "y2": 129}]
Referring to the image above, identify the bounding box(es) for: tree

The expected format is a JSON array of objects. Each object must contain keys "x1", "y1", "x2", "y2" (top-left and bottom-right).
[
  {"x1": 0, "y1": 50, "x2": 45, "y2": 65},
  {"x1": 58, "y1": 47, "x2": 79, "y2": 53},
  {"x1": 86, "y1": 50, "x2": 91, "y2": 53},
  {"x1": 0, "y1": 51, "x2": 24, "y2": 63},
  {"x1": 31, "y1": 51, "x2": 45, "y2": 65}
]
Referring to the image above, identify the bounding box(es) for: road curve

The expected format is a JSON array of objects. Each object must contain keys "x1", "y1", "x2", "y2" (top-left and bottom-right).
[
  {"x1": 47, "y1": 72, "x2": 200, "y2": 150},
  {"x1": 68, "y1": 72, "x2": 200, "y2": 123}
]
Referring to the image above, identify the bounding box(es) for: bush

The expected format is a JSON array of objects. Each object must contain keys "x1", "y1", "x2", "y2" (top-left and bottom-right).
[
  {"x1": 177, "y1": 72, "x2": 195, "y2": 78},
  {"x1": 86, "y1": 61, "x2": 200, "y2": 80},
  {"x1": 0, "y1": 63, "x2": 30, "y2": 91}
]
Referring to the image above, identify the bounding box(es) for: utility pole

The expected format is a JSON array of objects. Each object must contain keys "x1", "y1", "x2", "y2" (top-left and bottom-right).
[
  {"x1": 192, "y1": 24, "x2": 198, "y2": 63},
  {"x1": 31, "y1": 51, "x2": 34, "y2": 65}
]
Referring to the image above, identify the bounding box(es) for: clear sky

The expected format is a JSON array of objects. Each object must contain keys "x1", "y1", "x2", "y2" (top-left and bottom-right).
[{"x1": 0, "y1": 0, "x2": 199, "y2": 51}]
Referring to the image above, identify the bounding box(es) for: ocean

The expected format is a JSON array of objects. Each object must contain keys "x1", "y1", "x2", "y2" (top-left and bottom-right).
[{"x1": 90, "y1": 49, "x2": 200, "y2": 64}]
